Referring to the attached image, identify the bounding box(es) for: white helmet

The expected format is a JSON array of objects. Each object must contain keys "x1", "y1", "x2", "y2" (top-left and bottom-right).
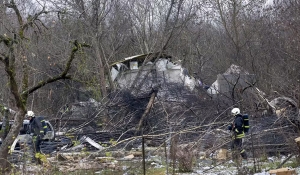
[
  {"x1": 231, "y1": 108, "x2": 240, "y2": 116},
  {"x1": 25, "y1": 111, "x2": 35, "y2": 118}
]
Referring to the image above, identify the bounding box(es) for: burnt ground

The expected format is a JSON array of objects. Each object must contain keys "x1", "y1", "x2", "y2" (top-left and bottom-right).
[
  {"x1": 44, "y1": 86, "x2": 300, "y2": 158},
  {"x1": 5, "y1": 85, "x2": 300, "y2": 175}
]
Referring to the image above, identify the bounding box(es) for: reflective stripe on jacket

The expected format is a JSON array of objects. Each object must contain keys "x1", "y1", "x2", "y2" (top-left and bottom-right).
[
  {"x1": 29, "y1": 116, "x2": 47, "y2": 137},
  {"x1": 232, "y1": 114, "x2": 245, "y2": 139}
]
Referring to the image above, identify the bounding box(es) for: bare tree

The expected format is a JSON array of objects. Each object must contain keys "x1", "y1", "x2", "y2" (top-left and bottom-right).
[
  {"x1": 0, "y1": 0, "x2": 89, "y2": 172},
  {"x1": 212, "y1": 0, "x2": 263, "y2": 64}
]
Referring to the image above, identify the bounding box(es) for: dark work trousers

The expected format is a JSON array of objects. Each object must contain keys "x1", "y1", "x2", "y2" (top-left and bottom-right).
[
  {"x1": 231, "y1": 138, "x2": 247, "y2": 160},
  {"x1": 33, "y1": 135, "x2": 42, "y2": 153}
]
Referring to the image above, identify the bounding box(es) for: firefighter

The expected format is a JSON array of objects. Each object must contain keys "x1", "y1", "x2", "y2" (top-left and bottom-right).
[
  {"x1": 25, "y1": 111, "x2": 48, "y2": 154},
  {"x1": 228, "y1": 108, "x2": 247, "y2": 160}
]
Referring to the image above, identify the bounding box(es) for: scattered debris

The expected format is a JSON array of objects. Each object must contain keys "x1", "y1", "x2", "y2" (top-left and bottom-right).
[
  {"x1": 110, "y1": 52, "x2": 196, "y2": 91},
  {"x1": 269, "y1": 167, "x2": 296, "y2": 175},
  {"x1": 215, "y1": 149, "x2": 228, "y2": 161},
  {"x1": 123, "y1": 154, "x2": 134, "y2": 160},
  {"x1": 270, "y1": 97, "x2": 299, "y2": 117},
  {"x1": 207, "y1": 64, "x2": 255, "y2": 95},
  {"x1": 80, "y1": 135, "x2": 104, "y2": 151}
]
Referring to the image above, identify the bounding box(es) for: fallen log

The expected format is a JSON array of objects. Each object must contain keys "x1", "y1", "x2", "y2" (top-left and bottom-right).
[{"x1": 136, "y1": 90, "x2": 157, "y2": 134}]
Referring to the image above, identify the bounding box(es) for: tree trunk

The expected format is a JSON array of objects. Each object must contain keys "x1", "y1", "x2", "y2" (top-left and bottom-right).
[
  {"x1": 93, "y1": 38, "x2": 107, "y2": 98},
  {"x1": 0, "y1": 111, "x2": 25, "y2": 173},
  {"x1": 1, "y1": 109, "x2": 9, "y2": 140}
]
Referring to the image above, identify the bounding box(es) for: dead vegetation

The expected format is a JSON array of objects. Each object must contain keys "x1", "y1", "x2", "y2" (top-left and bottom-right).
[{"x1": 5, "y1": 82, "x2": 296, "y2": 174}]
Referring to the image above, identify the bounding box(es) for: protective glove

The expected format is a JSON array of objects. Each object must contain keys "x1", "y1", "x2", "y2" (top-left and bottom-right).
[
  {"x1": 38, "y1": 134, "x2": 44, "y2": 139},
  {"x1": 227, "y1": 125, "x2": 233, "y2": 131}
]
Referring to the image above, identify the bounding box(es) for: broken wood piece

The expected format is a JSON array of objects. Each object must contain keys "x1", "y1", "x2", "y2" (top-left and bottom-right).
[
  {"x1": 123, "y1": 154, "x2": 134, "y2": 160},
  {"x1": 295, "y1": 137, "x2": 300, "y2": 148},
  {"x1": 95, "y1": 157, "x2": 115, "y2": 163},
  {"x1": 66, "y1": 144, "x2": 85, "y2": 151},
  {"x1": 129, "y1": 151, "x2": 142, "y2": 157},
  {"x1": 215, "y1": 149, "x2": 227, "y2": 161},
  {"x1": 57, "y1": 152, "x2": 88, "y2": 161},
  {"x1": 269, "y1": 167, "x2": 296, "y2": 175},
  {"x1": 136, "y1": 91, "x2": 157, "y2": 133},
  {"x1": 276, "y1": 154, "x2": 294, "y2": 169},
  {"x1": 57, "y1": 154, "x2": 68, "y2": 161}
]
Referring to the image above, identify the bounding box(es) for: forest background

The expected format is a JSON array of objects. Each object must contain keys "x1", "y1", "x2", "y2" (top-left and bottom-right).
[{"x1": 0, "y1": 0, "x2": 300, "y2": 172}]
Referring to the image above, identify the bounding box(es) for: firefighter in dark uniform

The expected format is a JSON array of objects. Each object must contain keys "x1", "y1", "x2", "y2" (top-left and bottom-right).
[
  {"x1": 228, "y1": 108, "x2": 247, "y2": 160},
  {"x1": 25, "y1": 111, "x2": 48, "y2": 154}
]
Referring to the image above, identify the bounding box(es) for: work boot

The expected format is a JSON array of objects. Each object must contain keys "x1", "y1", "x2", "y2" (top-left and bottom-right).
[{"x1": 241, "y1": 151, "x2": 247, "y2": 160}]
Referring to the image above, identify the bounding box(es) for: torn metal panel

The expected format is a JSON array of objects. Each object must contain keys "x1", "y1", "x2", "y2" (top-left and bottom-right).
[
  {"x1": 111, "y1": 67, "x2": 119, "y2": 81},
  {"x1": 65, "y1": 144, "x2": 85, "y2": 151},
  {"x1": 110, "y1": 52, "x2": 171, "y2": 68},
  {"x1": 217, "y1": 74, "x2": 256, "y2": 93},
  {"x1": 80, "y1": 135, "x2": 104, "y2": 151},
  {"x1": 269, "y1": 97, "x2": 299, "y2": 117},
  {"x1": 10, "y1": 134, "x2": 33, "y2": 152},
  {"x1": 207, "y1": 64, "x2": 256, "y2": 95},
  {"x1": 110, "y1": 53, "x2": 196, "y2": 91},
  {"x1": 207, "y1": 80, "x2": 218, "y2": 94},
  {"x1": 1, "y1": 119, "x2": 55, "y2": 152},
  {"x1": 270, "y1": 97, "x2": 298, "y2": 109}
]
